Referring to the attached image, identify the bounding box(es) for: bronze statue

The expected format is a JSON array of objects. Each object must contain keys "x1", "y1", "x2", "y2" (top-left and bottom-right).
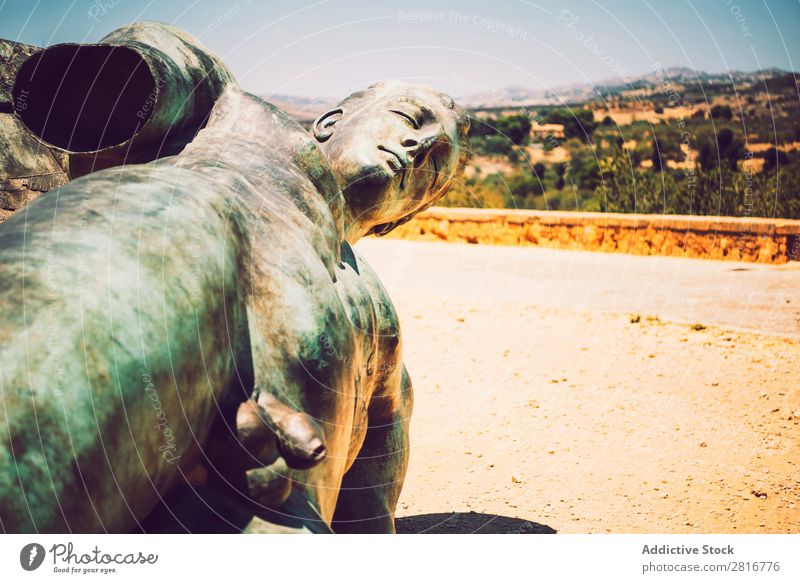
[{"x1": 0, "y1": 22, "x2": 468, "y2": 533}]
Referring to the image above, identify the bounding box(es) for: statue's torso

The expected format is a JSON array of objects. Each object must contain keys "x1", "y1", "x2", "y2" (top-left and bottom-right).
[{"x1": 160, "y1": 90, "x2": 406, "y2": 518}]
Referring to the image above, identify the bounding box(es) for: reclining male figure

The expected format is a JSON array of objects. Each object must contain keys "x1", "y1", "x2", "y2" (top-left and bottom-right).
[{"x1": 0, "y1": 22, "x2": 469, "y2": 533}]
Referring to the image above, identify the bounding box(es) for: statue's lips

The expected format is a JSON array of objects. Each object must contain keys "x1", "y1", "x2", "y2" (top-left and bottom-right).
[{"x1": 377, "y1": 145, "x2": 407, "y2": 189}]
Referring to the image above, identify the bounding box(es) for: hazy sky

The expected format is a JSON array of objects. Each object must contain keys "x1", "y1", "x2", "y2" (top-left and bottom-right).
[{"x1": 1, "y1": 0, "x2": 798, "y2": 99}]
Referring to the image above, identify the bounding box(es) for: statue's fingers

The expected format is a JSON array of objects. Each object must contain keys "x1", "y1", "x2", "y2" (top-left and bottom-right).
[
  {"x1": 206, "y1": 400, "x2": 280, "y2": 474},
  {"x1": 235, "y1": 399, "x2": 281, "y2": 468},
  {"x1": 274, "y1": 410, "x2": 327, "y2": 469},
  {"x1": 246, "y1": 458, "x2": 292, "y2": 508},
  {"x1": 256, "y1": 393, "x2": 327, "y2": 470}
]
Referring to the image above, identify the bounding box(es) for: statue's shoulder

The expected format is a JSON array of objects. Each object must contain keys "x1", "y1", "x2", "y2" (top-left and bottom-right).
[{"x1": 203, "y1": 89, "x2": 343, "y2": 207}]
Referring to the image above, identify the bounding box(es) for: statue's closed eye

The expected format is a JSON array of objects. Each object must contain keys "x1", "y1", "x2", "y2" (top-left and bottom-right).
[{"x1": 390, "y1": 109, "x2": 420, "y2": 130}]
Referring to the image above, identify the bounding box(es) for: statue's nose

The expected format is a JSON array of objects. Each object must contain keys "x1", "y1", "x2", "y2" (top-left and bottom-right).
[{"x1": 406, "y1": 134, "x2": 438, "y2": 165}]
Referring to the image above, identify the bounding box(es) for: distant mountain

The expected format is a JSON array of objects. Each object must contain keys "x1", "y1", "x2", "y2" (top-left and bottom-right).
[
  {"x1": 455, "y1": 68, "x2": 796, "y2": 108},
  {"x1": 259, "y1": 94, "x2": 337, "y2": 121},
  {"x1": 262, "y1": 68, "x2": 796, "y2": 121}
]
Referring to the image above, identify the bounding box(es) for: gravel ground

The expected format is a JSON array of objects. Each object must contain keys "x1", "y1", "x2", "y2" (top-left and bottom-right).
[{"x1": 357, "y1": 239, "x2": 800, "y2": 534}]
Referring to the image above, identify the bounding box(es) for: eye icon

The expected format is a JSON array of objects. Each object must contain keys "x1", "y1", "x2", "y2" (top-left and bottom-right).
[{"x1": 20, "y1": 543, "x2": 46, "y2": 571}]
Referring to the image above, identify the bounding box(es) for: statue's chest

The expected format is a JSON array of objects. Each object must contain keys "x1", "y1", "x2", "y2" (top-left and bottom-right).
[
  {"x1": 329, "y1": 260, "x2": 378, "y2": 459},
  {"x1": 249, "y1": 231, "x2": 377, "y2": 460}
]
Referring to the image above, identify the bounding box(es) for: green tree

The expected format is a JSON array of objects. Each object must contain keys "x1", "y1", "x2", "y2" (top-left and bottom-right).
[
  {"x1": 467, "y1": 117, "x2": 498, "y2": 138},
  {"x1": 698, "y1": 128, "x2": 743, "y2": 172},
  {"x1": 761, "y1": 147, "x2": 790, "y2": 174},
  {"x1": 493, "y1": 115, "x2": 531, "y2": 145},
  {"x1": 710, "y1": 104, "x2": 733, "y2": 121},
  {"x1": 598, "y1": 154, "x2": 636, "y2": 212},
  {"x1": 553, "y1": 162, "x2": 567, "y2": 190},
  {"x1": 568, "y1": 147, "x2": 602, "y2": 191},
  {"x1": 507, "y1": 172, "x2": 545, "y2": 200},
  {"x1": 651, "y1": 141, "x2": 664, "y2": 172},
  {"x1": 544, "y1": 108, "x2": 598, "y2": 140},
  {"x1": 478, "y1": 135, "x2": 514, "y2": 157}
]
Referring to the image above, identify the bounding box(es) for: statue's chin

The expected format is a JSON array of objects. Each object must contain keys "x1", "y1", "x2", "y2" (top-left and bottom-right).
[{"x1": 341, "y1": 166, "x2": 395, "y2": 219}]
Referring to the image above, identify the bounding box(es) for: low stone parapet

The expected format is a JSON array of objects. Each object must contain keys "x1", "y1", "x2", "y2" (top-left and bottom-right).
[{"x1": 387, "y1": 207, "x2": 800, "y2": 263}]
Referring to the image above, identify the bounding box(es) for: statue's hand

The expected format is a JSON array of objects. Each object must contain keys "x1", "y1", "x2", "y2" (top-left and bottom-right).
[
  {"x1": 252, "y1": 393, "x2": 327, "y2": 469},
  {"x1": 191, "y1": 395, "x2": 326, "y2": 509},
  {"x1": 240, "y1": 395, "x2": 327, "y2": 509}
]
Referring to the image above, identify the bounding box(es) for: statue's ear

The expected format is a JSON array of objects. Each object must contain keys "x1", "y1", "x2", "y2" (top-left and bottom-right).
[{"x1": 312, "y1": 109, "x2": 343, "y2": 143}]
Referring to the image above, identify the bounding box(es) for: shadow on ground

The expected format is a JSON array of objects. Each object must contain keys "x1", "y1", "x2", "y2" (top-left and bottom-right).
[
  {"x1": 396, "y1": 512, "x2": 556, "y2": 534},
  {"x1": 137, "y1": 482, "x2": 329, "y2": 534},
  {"x1": 141, "y1": 487, "x2": 556, "y2": 534}
]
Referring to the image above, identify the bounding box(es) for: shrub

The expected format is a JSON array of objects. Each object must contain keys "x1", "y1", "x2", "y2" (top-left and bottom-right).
[
  {"x1": 544, "y1": 108, "x2": 598, "y2": 140},
  {"x1": 494, "y1": 114, "x2": 532, "y2": 145},
  {"x1": 710, "y1": 104, "x2": 733, "y2": 121}
]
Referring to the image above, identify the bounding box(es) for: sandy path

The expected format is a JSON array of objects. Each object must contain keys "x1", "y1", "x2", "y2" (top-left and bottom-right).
[{"x1": 356, "y1": 239, "x2": 800, "y2": 534}]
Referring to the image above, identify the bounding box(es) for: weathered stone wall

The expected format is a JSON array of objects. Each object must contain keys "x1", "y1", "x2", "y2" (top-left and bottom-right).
[{"x1": 387, "y1": 207, "x2": 800, "y2": 264}]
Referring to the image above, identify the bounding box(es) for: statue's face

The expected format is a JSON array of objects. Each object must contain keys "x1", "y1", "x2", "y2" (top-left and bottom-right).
[{"x1": 314, "y1": 82, "x2": 462, "y2": 233}]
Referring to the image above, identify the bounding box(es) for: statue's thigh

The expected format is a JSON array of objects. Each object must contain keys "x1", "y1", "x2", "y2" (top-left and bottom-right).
[{"x1": 330, "y1": 408, "x2": 411, "y2": 534}]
